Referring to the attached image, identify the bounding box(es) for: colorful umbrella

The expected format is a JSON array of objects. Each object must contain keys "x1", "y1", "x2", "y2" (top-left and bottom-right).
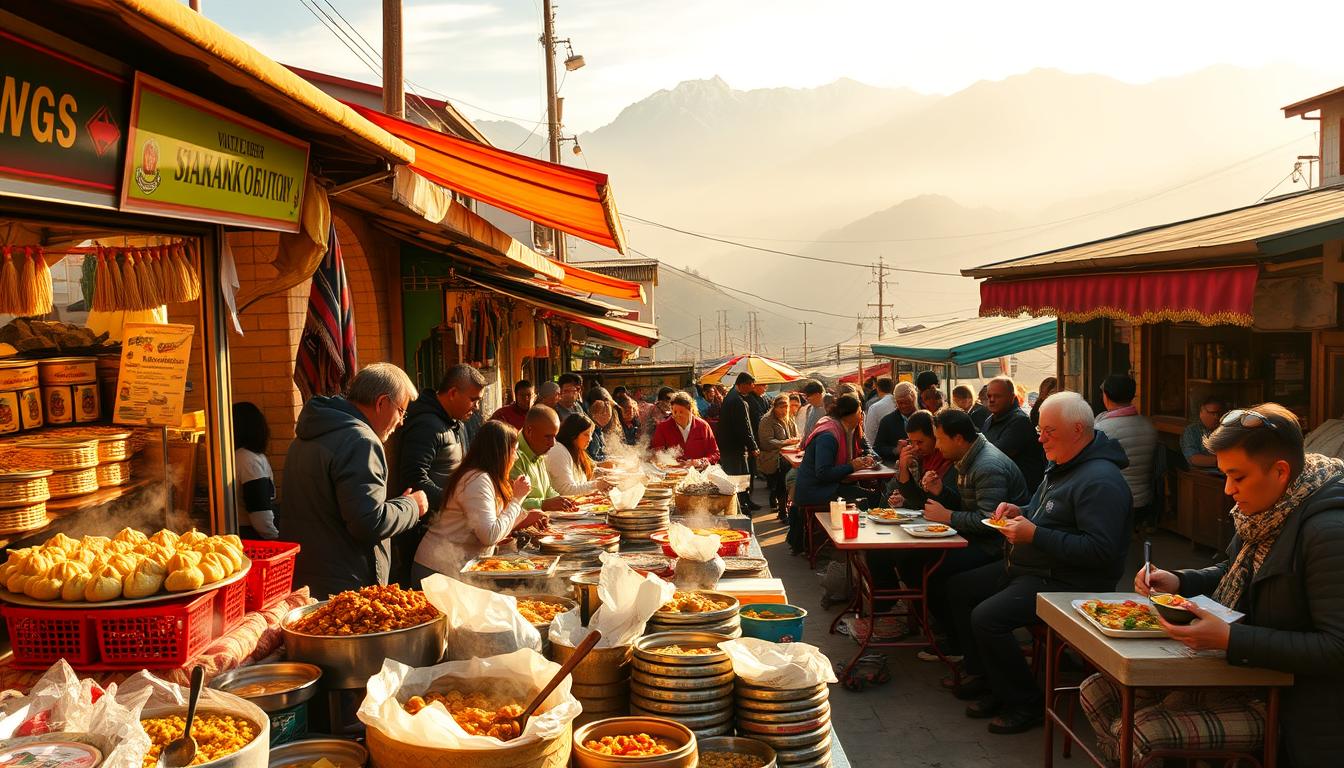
[{"x1": 699, "y1": 354, "x2": 803, "y2": 385}]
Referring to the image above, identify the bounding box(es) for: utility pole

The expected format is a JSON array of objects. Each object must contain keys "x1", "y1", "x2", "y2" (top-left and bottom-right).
[
  {"x1": 541, "y1": 0, "x2": 567, "y2": 262},
  {"x1": 856, "y1": 315, "x2": 865, "y2": 385},
  {"x1": 382, "y1": 0, "x2": 404, "y2": 118},
  {"x1": 798, "y1": 321, "x2": 812, "y2": 367},
  {"x1": 868, "y1": 256, "x2": 890, "y2": 338},
  {"x1": 698, "y1": 317, "x2": 703, "y2": 364},
  {"x1": 716, "y1": 310, "x2": 729, "y2": 356},
  {"x1": 746, "y1": 311, "x2": 760, "y2": 352}
]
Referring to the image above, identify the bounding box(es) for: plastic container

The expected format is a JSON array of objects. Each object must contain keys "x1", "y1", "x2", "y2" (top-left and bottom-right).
[
  {"x1": 218, "y1": 577, "x2": 248, "y2": 635},
  {"x1": 242, "y1": 539, "x2": 300, "y2": 611},
  {"x1": 93, "y1": 589, "x2": 217, "y2": 668},
  {"x1": 842, "y1": 510, "x2": 858, "y2": 539},
  {"x1": 1, "y1": 604, "x2": 98, "y2": 667},
  {"x1": 211, "y1": 662, "x2": 322, "y2": 746},
  {"x1": 738, "y1": 604, "x2": 807, "y2": 644},
  {"x1": 650, "y1": 531, "x2": 749, "y2": 559}
]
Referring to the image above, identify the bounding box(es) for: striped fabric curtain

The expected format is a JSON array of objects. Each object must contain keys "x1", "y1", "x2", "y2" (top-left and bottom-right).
[{"x1": 293, "y1": 222, "x2": 357, "y2": 400}]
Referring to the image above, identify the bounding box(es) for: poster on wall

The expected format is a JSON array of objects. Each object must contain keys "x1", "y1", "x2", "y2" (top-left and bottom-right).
[{"x1": 114, "y1": 322, "x2": 195, "y2": 427}]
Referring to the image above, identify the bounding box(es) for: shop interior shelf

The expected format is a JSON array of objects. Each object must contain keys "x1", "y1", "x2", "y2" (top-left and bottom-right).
[{"x1": 0, "y1": 478, "x2": 155, "y2": 549}]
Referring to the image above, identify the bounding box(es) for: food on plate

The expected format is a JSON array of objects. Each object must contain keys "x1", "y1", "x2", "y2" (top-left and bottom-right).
[
  {"x1": 655, "y1": 645, "x2": 719, "y2": 656},
  {"x1": 867, "y1": 508, "x2": 907, "y2": 521},
  {"x1": 1151, "y1": 593, "x2": 1193, "y2": 609},
  {"x1": 583, "y1": 733, "x2": 676, "y2": 756},
  {"x1": 403, "y1": 691, "x2": 526, "y2": 740},
  {"x1": 689, "y1": 528, "x2": 746, "y2": 541},
  {"x1": 742, "y1": 609, "x2": 797, "y2": 620},
  {"x1": 141, "y1": 712, "x2": 258, "y2": 767},
  {"x1": 984, "y1": 517, "x2": 1008, "y2": 528},
  {"x1": 289, "y1": 584, "x2": 439, "y2": 635},
  {"x1": 468, "y1": 557, "x2": 546, "y2": 572},
  {"x1": 1080, "y1": 599, "x2": 1161, "y2": 631},
  {"x1": 517, "y1": 598, "x2": 570, "y2": 624},
  {"x1": 0, "y1": 528, "x2": 246, "y2": 602},
  {"x1": 660, "y1": 590, "x2": 732, "y2": 614},
  {"x1": 923, "y1": 524, "x2": 950, "y2": 533},
  {"x1": 701, "y1": 752, "x2": 766, "y2": 768}
]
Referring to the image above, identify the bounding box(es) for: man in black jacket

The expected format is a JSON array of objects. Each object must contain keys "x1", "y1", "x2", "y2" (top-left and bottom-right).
[
  {"x1": 719, "y1": 372, "x2": 760, "y2": 511},
  {"x1": 982, "y1": 376, "x2": 1046, "y2": 490},
  {"x1": 874, "y1": 381, "x2": 920, "y2": 462},
  {"x1": 1103, "y1": 403, "x2": 1344, "y2": 767},
  {"x1": 282, "y1": 364, "x2": 429, "y2": 598},
  {"x1": 946, "y1": 391, "x2": 1131, "y2": 734},
  {"x1": 387, "y1": 364, "x2": 483, "y2": 585}
]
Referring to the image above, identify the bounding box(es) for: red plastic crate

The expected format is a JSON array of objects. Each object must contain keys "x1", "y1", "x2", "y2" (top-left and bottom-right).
[
  {"x1": 242, "y1": 539, "x2": 300, "y2": 611},
  {"x1": 217, "y1": 578, "x2": 247, "y2": 635},
  {"x1": 2, "y1": 605, "x2": 97, "y2": 667},
  {"x1": 93, "y1": 590, "x2": 216, "y2": 668}
]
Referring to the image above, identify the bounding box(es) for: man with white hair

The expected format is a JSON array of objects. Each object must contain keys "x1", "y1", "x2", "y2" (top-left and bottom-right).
[
  {"x1": 873, "y1": 381, "x2": 921, "y2": 462},
  {"x1": 282, "y1": 363, "x2": 430, "y2": 598},
  {"x1": 943, "y1": 391, "x2": 1132, "y2": 735}
]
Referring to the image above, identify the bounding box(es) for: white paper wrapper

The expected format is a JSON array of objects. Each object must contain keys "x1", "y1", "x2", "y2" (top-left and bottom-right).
[
  {"x1": 119, "y1": 669, "x2": 271, "y2": 768},
  {"x1": 610, "y1": 483, "x2": 647, "y2": 508},
  {"x1": 357, "y1": 650, "x2": 581, "y2": 750},
  {"x1": 423, "y1": 573, "x2": 541, "y2": 659},
  {"x1": 705, "y1": 465, "x2": 750, "y2": 494},
  {"x1": 718, "y1": 638, "x2": 838, "y2": 688},
  {"x1": 668, "y1": 523, "x2": 720, "y2": 562},
  {"x1": 0, "y1": 660, "x2": 152, "y2": 768},
  {"x1": 550, "y1": 553, "x2": 675, "y2": 648}
]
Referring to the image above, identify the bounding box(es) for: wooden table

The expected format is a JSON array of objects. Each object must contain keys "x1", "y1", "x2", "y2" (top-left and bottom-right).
[
  {"x1": 781, "y1": 450, "x2": 896, "y2": 482},
  {"x1": 814, "y1": 512, "x2": 967, "y2": 687},
  {"x1": 1037, "y1": 592, "x2": 1292, "y2": 768}
]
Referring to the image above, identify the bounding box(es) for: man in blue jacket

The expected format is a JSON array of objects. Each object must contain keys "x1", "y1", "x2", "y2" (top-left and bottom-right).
[{"x1": 945, "y1": 391, "x2": 1131, "y2": 734}]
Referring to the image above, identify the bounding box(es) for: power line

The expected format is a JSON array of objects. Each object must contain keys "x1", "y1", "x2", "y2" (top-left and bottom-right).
[{"x1": 624, "y1": 215, "x2": 961, "y2": 275}]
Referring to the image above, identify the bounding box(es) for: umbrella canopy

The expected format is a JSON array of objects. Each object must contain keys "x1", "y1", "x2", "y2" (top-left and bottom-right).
[{"x1": 699, "y1": 354, "x2": 803, "y2": 385}]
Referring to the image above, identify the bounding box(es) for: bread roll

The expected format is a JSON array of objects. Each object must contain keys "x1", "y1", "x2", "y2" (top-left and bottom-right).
[
  {"x1": 61, "y1": 570, "x2": 92, "y2": 602},
  {"x1": 166, "y1": 550, "x2": 201, "y2": 572},
  {"x1": 106, "y1": 553, "x2": 141, "y2": 579},
  {"x1": 123, "y1": 558, "x2": 167, "y2": 599},
  {"x1": 114, "y1": 527, "x2": 148, "y2": 546},
  {"x1": 84, "y1": 565, "x2": 123, "y2": 602},
  {"x1": 43, "y1": 532, "x2": 78, "y2": 554},
  {"x1": 164, "y1": 565, "x2": 204, "y2": 592},
  {"x1": 209, "y1": 540, "x2": 245, "y2": 572},
  {"x1": 50, "y1": 561, "x2": 87, "y2": 581},
  {"x1": 74, "y1": 549, "x2": 97, "y2": 568},
  {"x1": 220, "y1": 534, "x2": 244, "y2": 551},
  {"x1": 40, "y1": 546, "x2": 68, "y2": 563},
  {"x1": 198, "y1": 552, "x2": 228, "y2": 583},
  {"x1": 79, "y1": 535, "x2": 111, "y2": 552},
  {"x1": 107, "y1": 541, "x2": 136, "y2": 555},
  {"x1": 179, "y1": 529, "x2": 208, "y2": 547},
  {"x1": 24, "y1": 575, "x2": 62, "y2": 601},
  {"x1": 149, "y1": 529, "x2": 179, "y2": 549}
]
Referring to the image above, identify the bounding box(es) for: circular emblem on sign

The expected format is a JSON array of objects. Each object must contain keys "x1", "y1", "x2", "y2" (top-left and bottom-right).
[{"x1": 135, "y1": 138, "x2": 161, "y2": 195}]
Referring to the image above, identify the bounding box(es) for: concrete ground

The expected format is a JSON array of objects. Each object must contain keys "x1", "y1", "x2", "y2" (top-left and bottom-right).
[{"x1": 745, "y1": 487, "x2": 1223, "y2": 768}]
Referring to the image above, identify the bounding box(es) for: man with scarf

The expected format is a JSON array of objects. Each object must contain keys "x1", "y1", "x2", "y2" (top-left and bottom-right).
[
  {"x1": 1085, "y1": 403, "x2": 1344, "y2": 767},
  {"x1": 788, "y1": 393, "x2": 875, "y2": 552}
]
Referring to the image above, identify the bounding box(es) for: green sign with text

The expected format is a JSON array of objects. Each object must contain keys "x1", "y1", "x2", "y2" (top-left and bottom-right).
[{"x1": 121, "y1": 73, "x2": 309, "y2": 232}]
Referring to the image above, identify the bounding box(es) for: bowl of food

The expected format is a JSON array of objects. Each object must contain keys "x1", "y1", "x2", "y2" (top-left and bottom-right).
[
  {"x1": 697, "y1": 736, "x2": 777, "y2": 768},
  {"x1": 653, "y1": 591, "x2": 740, "y2": 625},
  {"x1": 281, "y1": 585, "x2": 445, "y2": 689},
  {"x1": 210, "y1": 662, "x2": 322, "y2": 745},
  {"x1": 649, "y1": 529, "x2": 750, "y2": 558},
  {"x1": 141, "y1": 706, "x2": 268, "y2": 767},
  {"x1": 738, "y1": 603, "x2": 807, "y2": 643},
  {"x1": 516, "y1": 594, "x2": 578, "y2": 632},
  {"x1": 634, "y1": 631, "x2": 731, "y2": 666},
  {"x1": 574, "y1": 716, "x2": 698, "y2": 768},
  {"x1": 1149, "y1": 593, "x2": 1197, "y2": 625},
  {"x1": 267, "y1": 737, "x2": 368, "y2": 768}
]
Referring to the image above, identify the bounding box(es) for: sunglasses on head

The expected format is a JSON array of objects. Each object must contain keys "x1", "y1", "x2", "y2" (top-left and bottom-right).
[{"x1": 1221, "y1": 409, "x2": 1280, "y2": 431}]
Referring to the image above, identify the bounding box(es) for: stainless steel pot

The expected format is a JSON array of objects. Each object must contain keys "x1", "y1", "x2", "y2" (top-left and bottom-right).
[
  {"x1": 735, "y1": 701, "x2": 830, "y2": 726},
  {"x1": 632, "y1": 657, "x2": 733, "y2": 678},
  {"x1": 630, "y1": 705, "x2": 733, "y2": 730},
  {"x1": 267, "y1": 737, "x2": 368, "y2": 767},
  {"x1": 734, "y1": 682, "x2": 828, "y2": 702},
  {"x1": 735, "y1": 688, "x2": 829, "y2": 713},
  {"x1": 630, "y1": 680, "x2": 733, "y2": 703},
  {"x1": 210, "y1": 662, "x2": 322, "y2": 712},
  {"x1": 772, "y1": 733, "x2": 832, "y2": 765},
  {"x1": 628, "y1": 694, "x2": 732, "y2": 716},
  {"x1": 632, "y1": 669, "x2": 734, "y2": 690},
  {"x1": 634, "y1": 632, "x2": 731, "y2": 665},
  {"x1": 650, "y1": 592, "x2": 739, "y2": 625},
  {"x1": 698, "y1": 736, "x2": 778, "y2": 768},
  {"x1": 281, "y1": 602, "x2": 446, "y2": 689}
]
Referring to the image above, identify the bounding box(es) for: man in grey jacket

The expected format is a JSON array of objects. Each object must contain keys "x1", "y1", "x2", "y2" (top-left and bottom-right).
[
  {"x1": 1093, "y1": 373, "x2": 1158, "y2": 531},
  {"x1": 280, "y1": 364, "x2": 429, "y2": 599},
  {"x1": 908, "y1": 409, "x2": 1030, "y2": 661}
]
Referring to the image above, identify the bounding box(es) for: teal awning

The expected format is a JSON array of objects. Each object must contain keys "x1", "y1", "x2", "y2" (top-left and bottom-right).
[{"x1": 870, "y1": 316, "x2": 1056, "y2": 365}]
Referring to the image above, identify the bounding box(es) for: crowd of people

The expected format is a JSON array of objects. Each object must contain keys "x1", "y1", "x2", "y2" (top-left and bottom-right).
[{"x1": 232, "y1": 361, "x2": 1344, "y2": 762}]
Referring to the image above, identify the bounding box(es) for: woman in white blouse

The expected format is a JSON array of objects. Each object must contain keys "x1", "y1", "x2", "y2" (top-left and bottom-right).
[
  {"x1": 414, "y1": 420, "x2": 545, "y2": 582},
  {"x1": 545, "y1": 413, "x2": 613, "y2": 496}
]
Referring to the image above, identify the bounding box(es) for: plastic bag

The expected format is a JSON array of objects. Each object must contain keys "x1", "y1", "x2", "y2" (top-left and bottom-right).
[
  {"x1": 358, "y1": 649, "x2": 581, "y2": 749},
  {"x1": 718, "y1": 638, "x2": 838, "y2": 688},
  {"x1": 423, "y1": 573, "x2": 541, "y2": 660},
  {"x1": 610, "y1": 483, "x2": 646, "y2": 508},
  {"x1": 705, "y1": 465, "x2": 750, "y2": 494},
  {"x1": 118, "y1": 669, "x2": 271, "y2": 768},
  {"x1": 550, "y1": 552, "x2": 674, "y2": 648},
  {"x1": 0, "y1": 660, "x2": 152, "y2": 768},
  {"x1": 669, "y1": 523, "x2": 724, "y2": 588}
]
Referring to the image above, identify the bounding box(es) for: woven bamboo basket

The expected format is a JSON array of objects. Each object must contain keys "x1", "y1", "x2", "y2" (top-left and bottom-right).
[
  {"x1": 0, "y1": 500, "x2": 47, "y2": 534},
  {"x1": 3, "y1": 439, "x2": 100, "y2": 471},
  {"x1": 365, "y1": 720, "x2": 571, "y2": 768},
  {"x1": 0, "y1": 470, "x2": 51, "y2": 508},
  {"x1": 96, "y1": 435, "x2": 132, "y2": 463},
  {"x1": 95, "y1": 461, "x2": 132, "y2": 488},
  {"x1": 48, "y1": 467, "x2": 98, "y2": 499}
]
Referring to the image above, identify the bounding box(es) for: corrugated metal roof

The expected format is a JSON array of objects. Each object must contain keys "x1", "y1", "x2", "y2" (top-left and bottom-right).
[
  {"x1": 963, "y1": 186, "x2": 1344, "y2": 279},
  {"x1": 870, "y1": 316, "x2": 1056, "y2": 365},
  {"x1": 1283, "y1": 85, "x2": 1344, "y2": 118}
]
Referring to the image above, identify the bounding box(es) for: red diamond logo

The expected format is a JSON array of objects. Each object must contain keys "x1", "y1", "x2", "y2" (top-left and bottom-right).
[{"x1": 86, "y1": 106, "x2": 121, "y2": 157}]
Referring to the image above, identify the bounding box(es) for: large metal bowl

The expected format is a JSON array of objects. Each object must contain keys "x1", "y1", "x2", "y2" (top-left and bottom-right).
[
  {"x1": 282, "y1": 602, "x2": 446, "y2": 690},
  {"x1": 652, "y1": 592, "x2": 739, "y2": 625},
  {"x1": 735, "y1": 687, "x2": 830, "y2": 713},
  {"x1": 630, "y1": 706, "x2": 733, "y2": 730},
  {"x1": 698, "y1": 736, "x2": 778, "y2": 768},
  {"x1": 630, "y1": 680, "x2": 733, "y2": 704},
  {"x1": 210, "y1": 662, "x2": 322, "y2": 713},
  {"x1": 516, "y1": 593, "x2": 578, "y2": 632},
  {"x1": 573, "y1": 716, "x2": 697, "y2": 768},
  {"x1": 268, "y1": 737, "x2": 368, "y2": 767},
  {"x1": 629, "y1": 694, "x2": 733, "y2": 716},
  {"x1": 734, "y1": 682, "x2": 829, "y2": 702},
  {"x1": 632, "y1": 657, "x2": 733, "y2": 678},
  {"x1": 142, "y1": 703, "x2": 269, "y2": 767},
  {"x1": 634, "y1": 632, "x2": 731, "y2": 666}
]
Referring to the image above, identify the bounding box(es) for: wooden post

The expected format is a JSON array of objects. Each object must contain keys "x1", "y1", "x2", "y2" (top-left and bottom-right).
[{"x1": 382, "y1": 0, "x2": 404, "y2": 118}]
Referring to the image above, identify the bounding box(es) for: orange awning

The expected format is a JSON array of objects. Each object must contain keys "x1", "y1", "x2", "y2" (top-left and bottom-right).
[
  {"x1": 347, "y1": 103, "x2": 627, "y2": 253},
  {"x1": 557, "y1": 261, "x2": 646, "y2": 302}
]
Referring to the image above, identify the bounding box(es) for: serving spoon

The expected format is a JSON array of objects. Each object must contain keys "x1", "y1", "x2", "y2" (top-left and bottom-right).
[
  {"x1": 157, "y1": 665, "x2": 205, "y2": 768},
  {"x1": 511, "y1": 629, "x2": 602, "y2": 737}
]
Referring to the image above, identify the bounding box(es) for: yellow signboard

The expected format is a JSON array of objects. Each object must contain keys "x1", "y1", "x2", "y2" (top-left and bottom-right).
[
  {"x1": 120, "y1": 73, "x2": 308, "y2": 232},
  {"x1": 114, "y1": 322, "x2": 195, "y2": 427}
]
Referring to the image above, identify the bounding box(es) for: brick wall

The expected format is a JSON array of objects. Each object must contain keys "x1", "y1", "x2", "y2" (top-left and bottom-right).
[{"x1": 225, "y1": 210, "x2": 394, "y2": 490}]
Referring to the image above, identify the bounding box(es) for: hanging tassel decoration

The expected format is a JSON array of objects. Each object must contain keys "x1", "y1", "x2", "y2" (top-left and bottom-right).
[
  {"x1": 139, "y1": 248, "x2": 161, "y2": 308},
  {"x1": 95, "y1": 247, "x2": 112, "y2": 312},
  {"x1": 0, "y1": 246, "x2": 18, "y2": 315},
  {"x1": 122, "y1": 250, "x2": 143, "y2": 310},
  {"x1": 177, "y1": 241, "x2": 201, "y2": 303},
  {"x1": 34, "y1": 247, "x2": 53, "y2": 316},
  {"x1": 107, "y1": 248, "x2": 127, "y2": 311},
  {"x1": 16, "y1": 246, "x2": 34, "y2": 316}
]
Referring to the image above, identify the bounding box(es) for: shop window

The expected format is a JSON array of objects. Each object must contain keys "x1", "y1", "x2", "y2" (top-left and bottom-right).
[{"x1": 1149, "y1": 324, "x2": 1310, "y2": 424}]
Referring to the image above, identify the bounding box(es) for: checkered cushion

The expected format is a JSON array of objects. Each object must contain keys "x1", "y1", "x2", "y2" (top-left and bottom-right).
[{"x1": 1079, "y1": 674, "x2": 1267, "y2": 762}]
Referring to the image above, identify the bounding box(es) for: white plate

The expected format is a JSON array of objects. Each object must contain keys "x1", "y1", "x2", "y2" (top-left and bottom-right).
[
  {"x1": 900, "y1": 523, "x2": 957, "y2": 538},
  {"x1": 868, "y1": 512, "x2": 919, "y2": 525},
  {"x1": 980, "y1": 518, "x2": 1011, "y2": 531},
  {"x1": 1071, "y1": 598, "x2": 1166, "y2": 639},
  {"x1": 0, "y1": 561, "x2": 251, "y2": 609}
]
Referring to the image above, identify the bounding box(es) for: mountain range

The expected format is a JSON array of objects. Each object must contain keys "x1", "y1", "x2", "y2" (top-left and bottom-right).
[{"x1": 478, "y1": 64, "x2": 1336, "y2": 362}]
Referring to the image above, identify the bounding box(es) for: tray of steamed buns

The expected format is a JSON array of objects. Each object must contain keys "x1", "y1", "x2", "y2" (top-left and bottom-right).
[{"x1": 0, "y1": 527, "x2": 249, "y2": 607}]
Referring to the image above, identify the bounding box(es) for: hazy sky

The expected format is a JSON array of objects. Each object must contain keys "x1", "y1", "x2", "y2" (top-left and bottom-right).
[{"x1": 206, "y1": 0, "x2": 1340, "y2": 133}]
